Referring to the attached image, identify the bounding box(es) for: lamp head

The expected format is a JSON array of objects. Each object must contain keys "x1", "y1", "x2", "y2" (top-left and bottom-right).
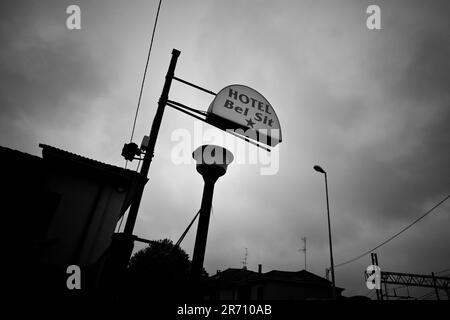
[
  {"x1": 193, "y1": 145, "x2": 234, "y2": 181},
  {"x1": 313, "y1": 165, "x2": 326, "y2": 174}
]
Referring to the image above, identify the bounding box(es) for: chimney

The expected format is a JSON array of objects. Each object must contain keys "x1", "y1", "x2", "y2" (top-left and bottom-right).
[{"x1": 258, "y1": 264, "x2": 262, "y2": 274}]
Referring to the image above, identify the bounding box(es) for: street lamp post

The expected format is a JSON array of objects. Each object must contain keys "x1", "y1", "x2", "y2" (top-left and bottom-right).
[
  {"x1": 191, "y1": 145, "x2": 234, "y2": 298},
  {"x1": 314, "y1": 165, "x2": 336, "y2": 299}
]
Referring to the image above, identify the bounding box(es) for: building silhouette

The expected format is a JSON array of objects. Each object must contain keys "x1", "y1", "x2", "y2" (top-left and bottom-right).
[
  {"x1": 1, "y1": 143, "x2": 353, "y2": 300},
  {"x1": 205, "y1": 266, "x2": 344, "y2": 300},
  {"x1": 1, "y1": 144, "x2": 139, "y2": 297}
]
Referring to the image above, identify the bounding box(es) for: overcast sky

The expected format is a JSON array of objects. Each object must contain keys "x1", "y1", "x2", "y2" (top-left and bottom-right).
[{"x1": 1, "y1": 0, "x2": 449, "y2": 298}]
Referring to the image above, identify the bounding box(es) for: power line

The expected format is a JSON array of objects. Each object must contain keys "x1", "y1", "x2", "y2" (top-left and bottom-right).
[
  {"x1": 125, "y1": 0, "x2": 164, "y2": 169},
  {"x1": 436, "y1": 268, "x2": 450, "y2": 275},
  {"x1": 417, "y1": 289, "x2": 436, "y2": 300},
  {"x1": 129, "y1": 0, "x2": 163, "y2": 143},
  {"x1": 117, "y1": 158, "x2": 143, "y2": 232},
  {"x1": 335, "y1": 194, "x2": 450, "y2": 268},
  {"x1": 175, "y1": 209, "x2": 201, "y2": 248}
]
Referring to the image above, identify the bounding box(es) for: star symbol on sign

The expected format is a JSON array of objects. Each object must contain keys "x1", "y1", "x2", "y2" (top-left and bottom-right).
[{"x1": 245, "y1": 118, "x2": 256, "y2": 128}]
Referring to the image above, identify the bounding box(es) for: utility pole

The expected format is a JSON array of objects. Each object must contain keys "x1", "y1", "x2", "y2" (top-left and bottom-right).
[
  {"x1": 124, "y1": 49, "x2": 180, "y2": 236},
  {"x1": 102, "y1": 50, "x2": 181, "y2": 293},
  {"x1": 371, "y1": 252, "x2": 383, "y2": 300},
  {"x1": 299, "y1": 237, "x2": 307, "y2": 271}
]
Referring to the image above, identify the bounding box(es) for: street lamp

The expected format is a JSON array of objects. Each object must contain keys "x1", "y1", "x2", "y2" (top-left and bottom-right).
[
  {"x1": 314, "y1": 165, "x2": 336, "y2": 299},
  {"x1": 191, "y1": 145, "x2": 234, "y2": 292}
]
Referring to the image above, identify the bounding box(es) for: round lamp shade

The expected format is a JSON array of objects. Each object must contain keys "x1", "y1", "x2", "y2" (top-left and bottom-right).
[{"x1": 192, "y1": 145, "x2": 234, "y2": 179}]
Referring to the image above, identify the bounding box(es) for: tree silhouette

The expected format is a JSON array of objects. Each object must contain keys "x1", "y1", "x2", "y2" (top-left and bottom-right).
[{"x1": 126, "y1": 239, "x2": 208, "y2": 299}]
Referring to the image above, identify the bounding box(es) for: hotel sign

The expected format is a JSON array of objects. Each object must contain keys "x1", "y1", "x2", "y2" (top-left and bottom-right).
[{"x1": 206, "y1": 85, "x2": 282, "y2": 147}]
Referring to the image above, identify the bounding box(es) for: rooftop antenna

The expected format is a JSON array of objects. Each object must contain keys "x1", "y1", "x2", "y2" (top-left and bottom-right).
[
  {"x1": 241, "y1": 247, "x2": 248, "y2": 270},
  {"x1": 299, "y1": 237, "x2": 307, "y2": 271}
]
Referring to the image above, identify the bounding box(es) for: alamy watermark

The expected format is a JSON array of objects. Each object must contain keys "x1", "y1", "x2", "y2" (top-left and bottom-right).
[
  {"x1": 66, "y1": 5, "x2": 81, "y2": 30},
  {"x1": 65, "y1": 4, "x2": 381, "y2": 31},
  {"x1": 66, "y1": 264, "x2": 81, "y2": 290},
  {"x1": 366, "y1": 5, "x2": 381, "y2": 30}
]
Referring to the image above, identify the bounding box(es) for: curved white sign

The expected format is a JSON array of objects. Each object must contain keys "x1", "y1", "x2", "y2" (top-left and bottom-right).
[{"x1": 206, "y1": 85, "x2": 282, "y2": 147}]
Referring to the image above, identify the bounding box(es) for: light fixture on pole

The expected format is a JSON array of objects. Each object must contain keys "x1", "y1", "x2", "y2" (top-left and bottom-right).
[
  {"x1": 191, "y1": 145, "x2": 233, "y2": 295},
  {"x1": 314, "y1": 164, "x2": 336, "y2": 299}
]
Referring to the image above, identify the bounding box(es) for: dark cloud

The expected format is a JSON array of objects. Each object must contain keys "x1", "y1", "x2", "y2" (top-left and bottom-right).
[
  {"x1": 0, "y1": 1, "x2": 110, "y2": 121},
  {"x1": 340, "y1": 17, "x2": 450, "y2": 224}
]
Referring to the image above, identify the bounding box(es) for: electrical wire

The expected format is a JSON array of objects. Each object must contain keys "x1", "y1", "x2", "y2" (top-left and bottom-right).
[
  {"x1": 417, "y1": 290, "x2": 436, "y2": 300},
  {"x1": 335, "y1": 194, "x2": 450, "y2": 268},
  {"x1": 174, "y1": 210, "x2": 201, "y2": 248},
  {"x1": 119, "y1": 0, "x2": 164, "y2": 228},
  {"x1": 136, "y1": 158, "x2": 142, "y2": 172},
  {"x1": 129, "y1": 0, "x2": 163, "y2": 143},
  {"x1": 436, "y1": 268, "x2": 450, "y2": 274},
  {"x1": 125, "y1": 0, "x2": 164, "y2": 169},
  {"x1": 117, "y1": 158, "x2": 143, "y2": 232},
  {"x1": 117, "y1": 209, "x2": 127, "y2": 232}
]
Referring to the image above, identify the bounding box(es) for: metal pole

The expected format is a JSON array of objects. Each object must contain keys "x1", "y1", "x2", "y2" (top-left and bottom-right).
[
  {"x1": 303, "y1": 237, "x2": 306, "y2": 271},
  {"x1": 191, "y1": 178, "x2": 216, "y2": 282},
  {"x1": 432, "y1": 272, "x2": 440, "y2": 300},
  {"x1": 301, "y1": 237, "x2": 307, "y2": 271},
  {"x1": 324, "y1": 172, "x2": 336, "y2": 299},
  {"x1": 123, "y1": 48, "x2": 180, "y2": 236},
  {"x1": 371, "y1": 253, "x2": 379, "y2": 300},
  {"x1": 190, "y1": 146, "x2": 233, "y2": 299},
  {"x1": 374, "y1": 253, "x2": 383, "y2": 300},
  {"x1": 101, "y1": 50, "x2": 181, "y2": 294}
]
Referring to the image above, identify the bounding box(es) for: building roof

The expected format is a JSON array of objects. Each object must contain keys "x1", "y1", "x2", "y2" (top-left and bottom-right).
[
  {"x1": 1, "y1": 144, "x2": 141, "y2": 218},
  {"x1": 39, "y1": 144, "x2": 138, "y2": 180},
  {"x1": 209, "y1": 268, "x2": 344, "y2": 291},
  {"x1": 1, "y1": 143, "x2": 139, "y2": 182},
  {"x1": 0, "y1": 145, "x2": 42, "y2": 163},
  {"x1": 38, "y1": 144, "x2": 142, "y2": 216},
  {"x1": 252, "y1": 270, "x2": 332, "y2": 286},
  {"x1": 210, "y1": 268, "x2": 257, "y2": 282}
]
